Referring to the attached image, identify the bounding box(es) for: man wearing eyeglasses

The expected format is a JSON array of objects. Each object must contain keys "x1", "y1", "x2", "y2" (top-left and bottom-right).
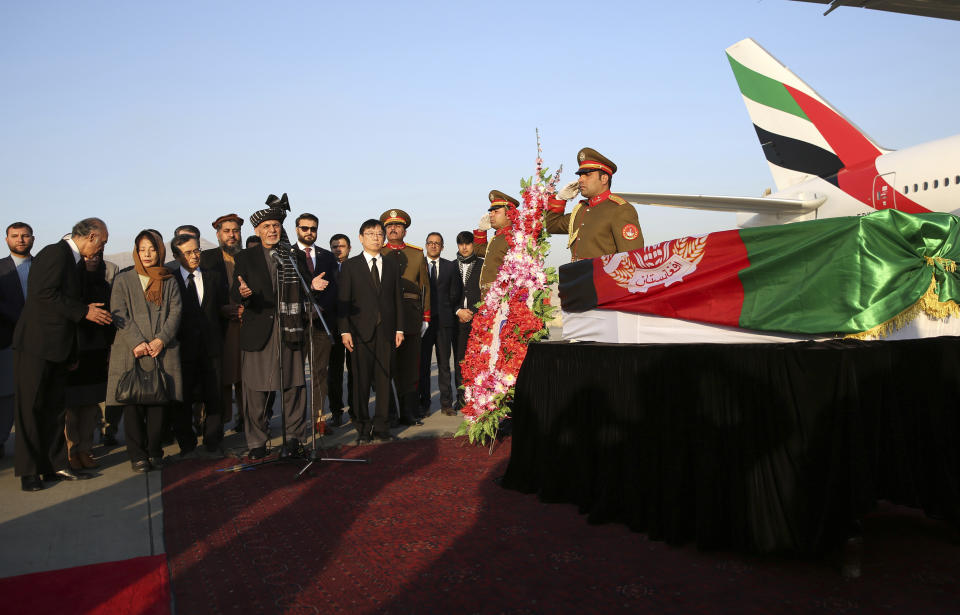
[
  {"x1": 170, "y1": 234, "x2": 227, "y2": 458},
  {"x1": 418, "y1": 233, "x2": 462, "y2": 417},
  {"x1": 473, "y1": 190, "x2": 519, "y2": 297},
  {"x1": 294, "y1": 213, "x2": 339, "y2": 435}
]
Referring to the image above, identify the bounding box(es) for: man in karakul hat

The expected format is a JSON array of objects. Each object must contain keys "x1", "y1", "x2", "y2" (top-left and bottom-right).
[
  {"x1": 472, "y1": 190, "x2": 519, "y2": 297},
  {"x1": 379, "y1": 208, "x2": 430, "y2": 427},
  {"x1": 545, "y1": 147, "x2": 644, "y2": 260},
  {"x1": 231, "y1": 195, "x2": 329, "y2": 459}
]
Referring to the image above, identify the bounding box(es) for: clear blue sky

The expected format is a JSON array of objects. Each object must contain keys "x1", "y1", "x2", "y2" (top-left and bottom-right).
[{"x1": 2, "y1": 1, "x2": 958, "y2": 268}]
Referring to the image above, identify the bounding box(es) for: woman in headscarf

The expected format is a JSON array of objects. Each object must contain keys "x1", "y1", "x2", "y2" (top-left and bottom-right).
[{"x1": 106, "y1": 230, "x2": 183, "y2": 472}]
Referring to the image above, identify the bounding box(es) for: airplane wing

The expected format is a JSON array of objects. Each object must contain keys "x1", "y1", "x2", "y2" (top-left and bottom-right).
[
  {"x1": 618, "y1": 192, "x2": 826, "y2": 215},
  {"x1": 791, "y1": 0, "x2": 960, "y2": 21}
]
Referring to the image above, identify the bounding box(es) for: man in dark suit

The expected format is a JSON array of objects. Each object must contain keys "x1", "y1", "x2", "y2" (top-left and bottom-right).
[
  {"x1": 292, "y1": 213, "x2": 338, "y2": 434},
  {"x1": 453, "y1": 231, "x2": 484, "y2": 410},
  {"x1": 13, "y1": 218, "x2": 113, "y2": 491},
  {"x1": 232, "y1": 199, "x2": 330, "y2": 459},
  {"x1": 337, "y1": 219, "x2": 403, "y2": 443},
  {"x1": 419, "y1": 233, "x2": 463, "y2": 416},
  {"x1": 1, "y1": 222, "x2": 35, "y2": 458},
  {"x1": 200, "y1": 213, "x2": 245, "y2": 432},
  {"x1": 171, "y1": 234, "x2": 227, "y2": 456},
  {"x1": 327, "y1": 233, "x2": 353, "y2": 426}
]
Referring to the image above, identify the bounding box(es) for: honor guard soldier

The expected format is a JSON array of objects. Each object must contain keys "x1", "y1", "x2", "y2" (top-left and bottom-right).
[
  {"x1": 546, "y1": 147, "x2": 644, "y2": 260},
  {"x1": 379, "y1": 209, "x2": 431, "y2": 426},
  {"x1": 473, "y1": 190, "x2": 518, "y2": 296}
]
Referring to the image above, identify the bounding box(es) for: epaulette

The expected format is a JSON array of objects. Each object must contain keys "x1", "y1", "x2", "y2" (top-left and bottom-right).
[
  {"x1": 609, "y1": 194, "x2": 628, "y2": 205},
  {"x1": 405, "y1": 243, "x2": 422, "y2": 251}
]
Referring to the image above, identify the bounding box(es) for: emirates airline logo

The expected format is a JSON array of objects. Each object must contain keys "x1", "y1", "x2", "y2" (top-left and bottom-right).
[{"x1": 601, "y1": 235, "x2": 707, "y2": 293}]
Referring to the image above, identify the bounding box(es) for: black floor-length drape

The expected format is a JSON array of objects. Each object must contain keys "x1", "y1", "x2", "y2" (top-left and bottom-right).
[{"x1": 502, "y1": 338, "x2": 960, "y2": 554}]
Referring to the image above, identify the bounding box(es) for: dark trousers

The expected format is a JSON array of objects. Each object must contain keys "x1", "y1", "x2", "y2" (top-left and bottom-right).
[
  {"x1": 390, "y1": 322, "x2": 420, "y2": 422},
  {"x1": 454, "y1": 320, "x2": 473, "y2": 408},
  {"x1": 328, "y1": 335, "x2": 353, "y2": 416},
  {"x1": 308, "y1": 327, "x2": 332, "y2": 420},
  {"x1": 13, "y1": 350, "x2": 70, "y2": 476},
  {"x1": 123, "y1": 404, "x2": 165, "y2": 462},
  {"x1": 174, "y1": 354, "x2": 222, "y2": 452},
  {"x1": 102, "y1": 405, "x2": 123, "y2": 438},
  {"x1": 351, "y1": 325, "x2": 392, "y2": 436},
  {"x1": 419, "y1": 323, "x2": 455, "y2": 409}
]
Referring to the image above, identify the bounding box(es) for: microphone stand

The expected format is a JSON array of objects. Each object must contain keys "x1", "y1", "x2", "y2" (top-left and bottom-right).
[
  {"x1": 280, "y1": 246, "x2": 368, "y2": 478},
  {"x1": 221, "y1": 246, "x2": 367, "y2": 475}
]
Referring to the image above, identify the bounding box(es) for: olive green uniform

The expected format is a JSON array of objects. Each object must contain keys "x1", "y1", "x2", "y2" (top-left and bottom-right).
[
  {"x1": 380, "y1": 242, "x2": 430, "y2": 422},
  {"x1": 545, "y1": 191, "x2": 644, "y2": 261}
]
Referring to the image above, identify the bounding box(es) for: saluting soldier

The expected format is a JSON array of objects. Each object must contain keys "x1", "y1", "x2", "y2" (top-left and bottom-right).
[
  {"x1": 379, "y1": 209, "x2": 430, "y2": 426},
  {"x1": 546, "y1": 147, "x2": 644, "y2": 260},
  {"x1": 473, "y1": 190, "x2": 518, "y2": 296}
]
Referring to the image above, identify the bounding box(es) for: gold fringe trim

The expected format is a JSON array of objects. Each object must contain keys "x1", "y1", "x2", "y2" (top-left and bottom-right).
[
  {"x1": 846, "y1": 274, "x2": 960, "y2": 340},
  {"x1": 925, "y1": 256, "x2": 957, "y2": 272}
]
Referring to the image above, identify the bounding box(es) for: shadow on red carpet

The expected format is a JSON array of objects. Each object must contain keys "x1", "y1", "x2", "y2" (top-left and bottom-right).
[
  {"x1": 0, "y1": 554, "x2": 170, "y2": 615},
  {"x1": 161, "y1": 437, "x2": 960, "y2": 614}
]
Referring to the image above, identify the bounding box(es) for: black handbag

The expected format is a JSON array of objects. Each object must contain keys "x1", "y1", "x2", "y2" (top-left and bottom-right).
[{"x1": 115, "y1": 356, "x2": 172, "y2": 405}]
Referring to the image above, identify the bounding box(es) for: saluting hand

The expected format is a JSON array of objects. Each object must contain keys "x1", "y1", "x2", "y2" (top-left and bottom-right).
[
  {"x1": 556, "y1": 180, "x2": 579, "y2": 201},
  {"x1": 477, "y1": 213, "x2": 491, "y2": 231},
  {"x1": 311, "y1": 271, "x2": 329, "y2": 291},
  {"x1": 237, "y1": 275, "x2": 252, "y2": 298},
  {"x1": 85, "y1": 302, "x2": 113, "y2": 325}
]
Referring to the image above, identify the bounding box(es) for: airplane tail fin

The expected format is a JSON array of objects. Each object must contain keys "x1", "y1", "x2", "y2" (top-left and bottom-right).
[{"x1": 726, "y1": 38, "x2": 887, "y2": 191}]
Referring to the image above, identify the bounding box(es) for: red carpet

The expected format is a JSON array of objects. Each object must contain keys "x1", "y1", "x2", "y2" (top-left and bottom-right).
[
  {"x1": 162, "y1": 437, "x2": 960, "y2": 614},
  {"x1": 0, "y1": 554, "x2": 170, "y2": 615}
]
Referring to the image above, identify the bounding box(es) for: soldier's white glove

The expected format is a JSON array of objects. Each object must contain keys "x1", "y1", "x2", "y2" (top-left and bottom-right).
[
  {"x1": 477, "y1": 213, "x2": 491, "y2": 231},
  {"x1": 557, "y1": 180, "x2": 580, "y2": 201},
  {"x1": 420, "y1": 321, "x2": 429, "y2": 337}
]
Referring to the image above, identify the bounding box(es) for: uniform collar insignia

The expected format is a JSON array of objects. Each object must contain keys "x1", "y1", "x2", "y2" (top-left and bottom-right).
[{"x1": 588, "y1": 190, "x2": 611, "y2": 206}]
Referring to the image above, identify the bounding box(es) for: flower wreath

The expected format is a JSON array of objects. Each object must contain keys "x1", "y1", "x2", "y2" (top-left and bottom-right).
[{"x1": 456, "y1": 139, "x2": 561, "y2": 445}]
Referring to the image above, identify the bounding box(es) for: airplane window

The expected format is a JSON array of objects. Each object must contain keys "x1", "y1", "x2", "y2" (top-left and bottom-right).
[
  {"x1": 956, "y1": 175, "x2": 959, "y2": 185},
  {"x1": 924, "y1": 182, "x2": 928, "y2": 190},
  {"x1": 934, "y1": 180, "x2": 939, "y2": 189},
  {"x1": 904, "y1": 186, "x2": 909, "y2": 194},
  {"x1": 945, "y1": 177, "x2": 950, "y2": 187},
  {"x1": 914, "y1": 184, "x2": 919, "y2": 192}
]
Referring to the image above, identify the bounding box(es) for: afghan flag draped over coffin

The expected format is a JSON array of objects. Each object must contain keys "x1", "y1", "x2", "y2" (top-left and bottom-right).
[{"x1": 559, "y1": 210, "x2": 960, "y2": 337}]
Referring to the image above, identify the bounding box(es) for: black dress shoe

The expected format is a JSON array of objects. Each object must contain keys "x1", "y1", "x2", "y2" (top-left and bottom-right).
[
  {"x1": 248, "y1": 446, "x2": 267, "y2": 460},
  {"x1": 131, "y1": 460, "x2": 150, "y2": 473},
  {"x1": 44, "y1": 468, "x2": 92, "y2": 481},
  {"x1": 371, "y1": 431, "x2": 395, "y2": 442},
  {"x1": 399, "y1": 417, "x2": 423, "y2": 426},
  {"x1": 21, "y1": 475, "x2": 44, "y2": 491},
  {"x1": 149, "y1": 456, "x2": 164, "y2": 469},
  {"x1": 330, "y1": 412, "x2": 344, "y2": 427}
]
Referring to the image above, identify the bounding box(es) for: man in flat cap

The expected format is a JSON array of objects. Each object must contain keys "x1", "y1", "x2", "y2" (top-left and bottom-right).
[
  {"x1": 201, "y1": 213, "x2": 246, "y2": 433},
  {"x1": 473, "y1": 190, "x2": 519, "y2": 296},
  {"x1": 231, "y1": 196, "x2": 329, "y2": 459},
  {"x1": 379, "y1": 209, "x2": 430, "y2": 427},
  {"x1": 546, "y1": 147, "x2": 644, "y2": 260}
]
